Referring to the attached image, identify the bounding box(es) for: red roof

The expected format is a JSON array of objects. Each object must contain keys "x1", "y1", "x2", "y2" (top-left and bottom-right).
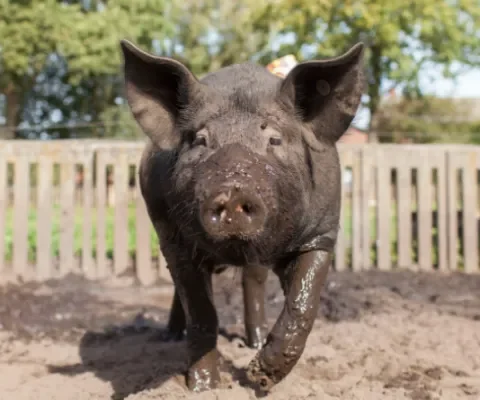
[{"x1": 338, "y1": 127, "x2": 368, "y2": 144}]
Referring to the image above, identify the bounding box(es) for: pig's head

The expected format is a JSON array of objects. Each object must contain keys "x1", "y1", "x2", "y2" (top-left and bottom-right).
[{"x1": 120, "y1": 40, "x2": 364, "y2": 264}]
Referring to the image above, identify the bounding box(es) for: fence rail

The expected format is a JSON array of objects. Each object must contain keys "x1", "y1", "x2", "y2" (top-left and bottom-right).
[{"x1": 0, "y1": 139, "x2": 479, "y2": 285}]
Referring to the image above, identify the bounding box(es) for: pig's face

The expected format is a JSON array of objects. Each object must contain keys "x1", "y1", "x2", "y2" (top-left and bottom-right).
[
  {"x1": 171, "y1": 107, "x2": 308, "y2": 262},
  {"x1": 121, "y1": 41, "x2": 364, "y2": 263}
]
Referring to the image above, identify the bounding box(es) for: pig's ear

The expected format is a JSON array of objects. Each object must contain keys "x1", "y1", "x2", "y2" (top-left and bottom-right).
[
  {"x1": 279, "y1": 42, "x2": 365, "y2": 142},
  {"x1": 120, "y1": 39, "x2": 200, "y2": 148}
]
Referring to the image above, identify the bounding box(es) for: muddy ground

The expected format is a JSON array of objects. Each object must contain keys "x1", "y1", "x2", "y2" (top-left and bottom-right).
[{"x1": 0, "y1": 268, "x2": 479, "y2": 400}]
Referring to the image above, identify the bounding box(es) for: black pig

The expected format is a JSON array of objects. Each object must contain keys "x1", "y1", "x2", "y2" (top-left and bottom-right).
[{"x1": 120, "y1": 39, "x2": 365, "y2": 392}]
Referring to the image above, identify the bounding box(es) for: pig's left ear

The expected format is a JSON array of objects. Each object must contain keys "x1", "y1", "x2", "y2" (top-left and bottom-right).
[
  {"x1": 120, "y1": 39, "x2": 203, "y2": 149},
  {"x1": 279, "y1": 43, "x2": 365, "y2": 142}
]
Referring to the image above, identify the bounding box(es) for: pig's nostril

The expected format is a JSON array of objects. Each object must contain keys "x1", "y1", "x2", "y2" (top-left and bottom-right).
[
  {"x1": 210, "y1": 204, "x2": 227, "y2": 224},
  {"x1": 214, "y1": 204, "x2": 225, "y2": 216},
  {"x1": 241, "y1": 203, "x2": 252, "y2": 214}
]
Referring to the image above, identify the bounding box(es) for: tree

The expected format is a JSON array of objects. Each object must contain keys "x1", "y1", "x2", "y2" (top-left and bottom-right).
[
  {"x1": 374, "y1": 94, "x2": 480, "y2": 143},
  {"x1": 0, "y1": 1, "x2": 83, "y2": 138},
  {"x1": 268, "y1": 0, "x2": 480, "y2": 141},
  {"x1": 0, "y1": 0, "x2": 174, "y2": 139},
  {"x1": 154, "y1": 0, "x2": 275, "y2": 75}
]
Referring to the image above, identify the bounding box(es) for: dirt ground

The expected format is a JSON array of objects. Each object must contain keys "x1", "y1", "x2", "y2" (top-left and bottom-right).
[{"x1": 0, "y1": 268, "x2": 480, "y2": 400}]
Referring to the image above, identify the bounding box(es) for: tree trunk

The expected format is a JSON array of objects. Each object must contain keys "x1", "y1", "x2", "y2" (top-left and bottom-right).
[
  {"x1": 367, "y1": 45, "x2": 382, "y2": 143},
  {"x1": 368, "y1": 106, "x2": 380, "y2": 143},
  {"x1": 368, "y1": 128, "x2": 380, "y2": 143},
  {"x1": 0, "y1": 88, "x2": 21, "y2": 140}
]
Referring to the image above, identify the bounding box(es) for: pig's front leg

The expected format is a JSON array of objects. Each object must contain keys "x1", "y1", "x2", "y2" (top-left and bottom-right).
[
  {"x1": 247, "y1": 250, "x2": 331, "y2": 391},
  {"x1": 242, "y1": 265, "x2": 269, "y2": 349},
  {"x1": 172, "y1": 264, "x2": 220, "y2": 392}
]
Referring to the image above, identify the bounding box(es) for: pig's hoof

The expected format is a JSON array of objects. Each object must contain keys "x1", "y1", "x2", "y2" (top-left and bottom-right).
[
  {"x1": 246, "y1": 335, "x2": 266, "y2": 350},
  {"x1": 245, "y1": 326, "x2": 267, "y2": 350},
  {"x1": 149, "y1": 328, "x2": 185, "y2": 342},
  {"x1": 246, "y1": 356, "x2": 276, "y2": 392},
  {"x1": 186, "y1": 366, "x2": 221, "y2": 392}
]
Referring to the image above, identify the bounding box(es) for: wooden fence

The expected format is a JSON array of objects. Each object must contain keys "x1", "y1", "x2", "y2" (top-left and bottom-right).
[{"x1": 0, "y1": 140, "x2": 479, "y2": 285}]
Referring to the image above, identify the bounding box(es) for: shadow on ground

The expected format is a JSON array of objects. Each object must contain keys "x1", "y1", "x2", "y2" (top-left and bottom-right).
[
  {"x1": 47, "y1": 320, "x2": 189, "y2": 400},
  {"x1": 47, "y1": 314, "x2": 258, "y2": 400},
  {"x1": 1, "y1": 269, "x2": 479, "y2": 399},
  {"x1": 0, "y1": 274, "x2": 172, "y2": 342}
]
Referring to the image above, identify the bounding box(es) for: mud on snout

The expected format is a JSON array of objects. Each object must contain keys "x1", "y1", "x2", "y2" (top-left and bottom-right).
[{"x1": 195, "y1": 144, "x2": 278, "y2": 243}]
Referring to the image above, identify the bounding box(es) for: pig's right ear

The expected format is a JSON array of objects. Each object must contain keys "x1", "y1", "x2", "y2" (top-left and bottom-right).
[
  {"x1": 120, "y1": 39, "x2": 200, "y2": 148},
  {"x1": 279, "y1": 43, "x2": 365, "y2": 143}
]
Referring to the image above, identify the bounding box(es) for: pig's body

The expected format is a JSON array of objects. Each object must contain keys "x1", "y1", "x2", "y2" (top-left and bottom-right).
[{"x1": 121, "y1": 40, "x2": 365, "y2": 393}]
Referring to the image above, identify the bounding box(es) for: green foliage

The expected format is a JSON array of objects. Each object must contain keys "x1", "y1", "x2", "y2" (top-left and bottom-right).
[
  {"x1": 61, "y1": 0, "x2": 176, "y2": 84},
  {"x1": 0, "y1": 1, "x2": 81, "y2": 87},
  {"x1": 375, "y1": 96, "x2": 480, "y2": 143},
  {"x1": 99, "y1": 104, "x2": 143, "y2": 139},
  {"x1": 157, "y1": 0, "x2": 274, "y2": 76},
  {"x1": 0, "y1": 0, "x2": 174, "y2": 137},
  {"x1": 0, "y1": 0, "x2": 174, "y2": 85}
]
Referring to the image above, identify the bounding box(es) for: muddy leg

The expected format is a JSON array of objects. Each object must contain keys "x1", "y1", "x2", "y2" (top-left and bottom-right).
[
  {"x1": 242, "y1": 265, "x2": 269, "y2": 349},
  {"x1": 149, "y1": 260, "x2": 186, "y2": 341},
  {"x1": 156, "y1": 289, "x2": 185, "y2": 341},
  {"x1": 173, "y1": 265, "x2": 220, "y2": 392},
  {"x1": 247, "y1": 250, "x2": 331, "y2": 391}
]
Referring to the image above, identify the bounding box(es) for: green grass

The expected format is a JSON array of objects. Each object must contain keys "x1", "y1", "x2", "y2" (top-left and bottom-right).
[
  {"x1": 4, "y1": 204, "x2": 160, "y2": 262},
  {"x1": 3, "y1": 201, "x2": 452, "y2": 268}
]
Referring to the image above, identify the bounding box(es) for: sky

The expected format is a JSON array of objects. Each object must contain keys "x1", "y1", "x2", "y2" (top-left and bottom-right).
[{"x1": 420, "y1": 67, "x2": 480, "y2": 99}]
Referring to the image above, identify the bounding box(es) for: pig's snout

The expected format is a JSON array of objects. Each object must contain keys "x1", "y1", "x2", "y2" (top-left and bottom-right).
[{"x1": 201, "y1": 184, "x2": 266, "y2": 239}]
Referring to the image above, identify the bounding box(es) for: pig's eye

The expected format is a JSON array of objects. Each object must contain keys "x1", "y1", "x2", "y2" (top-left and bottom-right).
[
  {"x1": 192, "y1": 134, "x2": 207, "y2": 147},
  {"x1": 269, "y1": 137, "x2": 282, "y2": 146}
]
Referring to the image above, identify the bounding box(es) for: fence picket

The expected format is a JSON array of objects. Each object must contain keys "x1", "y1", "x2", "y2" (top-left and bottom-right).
[
  {"x1": 335, "y1": 149, "x2": 351, "y2": 271},
  {"x1": 461, "y1": 151, "x2": 479, "y2": 273},
  {"x1": 13, "y1": 155, "x2": 30, "y2": 277},
  {"x1": 36, "y1": 157, "x2": 53, "y2": 279},
  {"x1": 351, "y1": 149, "x2": 362, "y2": 271},
  {"x1": 360, "y1": 147, "x2": 374, "y2": 269},
  {"x1": 59, "y1": 161, "x2": 75, "y2": 276},
  {"x1": 417, "y1": 153, "x2": 433, "y2": 270},
  {"x1": 396, "y1": 151, "x2": 412, "y2": 268},
  {"x1": 0, "y1": 155, "x2": 6, "y2": 272},
  {"x1": 95, "y1": 151, "x2": 108, "y2": 278},
  {"x1": 135, "y1": 167, "x2": 156, "y2": 285},
  {"x1": 446, "y1": 151, "x2": 459, "y2": 270},
  {"x1": 113, "y1": 152, "x2": 130, "y2": 276},
  {"x1": 82, "y1": 159, "x2": 95, "y2": 279},
  {"x1": 434, "y1": 151, "x2": 448, "y2": 271},
  {"x1": 376, "y1": 147, "x2": 392, "y2": 270}
]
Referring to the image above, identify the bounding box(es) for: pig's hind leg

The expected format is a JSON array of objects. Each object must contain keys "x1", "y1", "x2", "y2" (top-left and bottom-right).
[
  {"x1": 242, "y1": 265, "x2": 269, "y2": 350},
  {"x1": 151, "y1": 288, "x2": 186, "y2": 342}
]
